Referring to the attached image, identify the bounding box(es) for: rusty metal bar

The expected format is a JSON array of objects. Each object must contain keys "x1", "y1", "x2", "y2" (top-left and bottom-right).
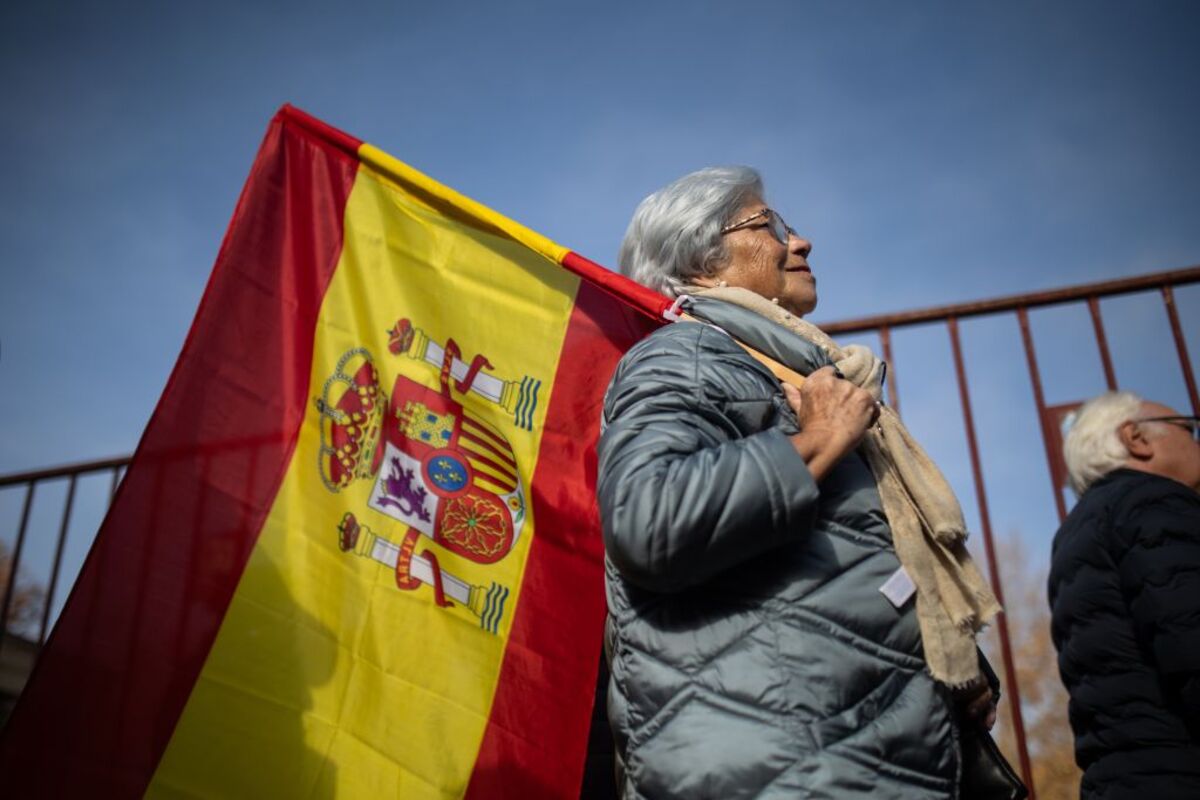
[
  {"x1": 0, "y1": 455, "x2": 132, "y2": 489},
  {"x1": 947, "y1": 317, "x2": 1036, "y2": 798},
  {"x1": 878, "y1": 325, "x2": 901, "y2": 415},
  {"x1": 820, "y1": 265, "x2": 1200, "y2": 335},
  {"x1": 109, "y1": 466, "x2": 122, "y2": 503},
  {"x1": 0, "y1": 482, "x2": 37, "y2": 659},
  {"x1": 1087, "y1": 296, "x2": 1118, "y2": 391},
  {"x1": 1162, "y1": 286, "x2": 1200, "y2": 416},
  {"x1": 1017, "y1": 307, "x2": 1069, "y2": 523},
  {"x1": 38, "y1": 474, "x2": 77, "y2": 645}
]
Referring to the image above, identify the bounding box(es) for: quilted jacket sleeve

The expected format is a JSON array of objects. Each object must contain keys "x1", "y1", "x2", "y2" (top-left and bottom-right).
[
  {"x1": 596, "y1": 324, "x2": 820, "y2": 593},
  {"x1": 1114, "y1": 482, "x2": 1200, "y2": 728}
]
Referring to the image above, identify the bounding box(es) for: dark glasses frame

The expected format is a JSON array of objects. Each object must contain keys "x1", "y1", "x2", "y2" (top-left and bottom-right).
[
  {"x1": 1135, "y1": 415, "x2": 1200, "y2": 442},
  {"x1": 719, "y1": 208, "x2": 795, "y2": 245}
]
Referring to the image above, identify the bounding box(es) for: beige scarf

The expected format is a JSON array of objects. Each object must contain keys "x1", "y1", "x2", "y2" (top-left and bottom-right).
[{"x1": 688, "y1": 286, "x2": 1001, "y2": 688}]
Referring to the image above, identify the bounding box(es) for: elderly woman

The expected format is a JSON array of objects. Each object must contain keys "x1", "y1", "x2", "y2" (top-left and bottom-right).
[{"x1": 597, "y1": 167, "x2": 1003, "y2": 799}]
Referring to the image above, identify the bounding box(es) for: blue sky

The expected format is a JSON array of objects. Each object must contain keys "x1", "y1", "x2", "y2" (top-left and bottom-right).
[{"x1": 1, "y1": 1, "x2": 1198, "y2": 623}]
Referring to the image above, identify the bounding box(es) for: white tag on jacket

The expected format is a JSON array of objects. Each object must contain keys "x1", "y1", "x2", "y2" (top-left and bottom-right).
[{"x1": 879, "y1": 566, "x2": 916, "y2": 608}]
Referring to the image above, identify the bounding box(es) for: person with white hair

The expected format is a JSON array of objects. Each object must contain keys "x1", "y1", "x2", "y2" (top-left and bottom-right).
[
  {"x1": 1049, "y1": 390, "x2": 1200, "y2": 799},
  {"x1": 596, "y1": 167, "x2": 1007, "y2": 799}
]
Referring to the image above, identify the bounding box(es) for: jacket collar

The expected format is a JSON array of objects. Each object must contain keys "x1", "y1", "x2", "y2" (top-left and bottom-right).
[{"x1": 685, "y1": 295, "x2": 833, "y2": 376}]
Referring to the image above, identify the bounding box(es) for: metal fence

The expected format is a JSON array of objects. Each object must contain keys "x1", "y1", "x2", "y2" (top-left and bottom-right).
[
  {"x1": 1, "y1": 265, "x2": 1197, "y2": 797},
  {"x1": 0, "y1": 456, "x2": 128, "y2": 658}
]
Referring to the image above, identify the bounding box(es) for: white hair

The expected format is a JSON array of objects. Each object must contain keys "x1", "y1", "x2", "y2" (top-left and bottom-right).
[
  {"x1": 618, "y1": 166, "x2": 764, "y2": 295},
  {"x1": 1063, "y1": 390, "x2": 1167, "y2": 495}
]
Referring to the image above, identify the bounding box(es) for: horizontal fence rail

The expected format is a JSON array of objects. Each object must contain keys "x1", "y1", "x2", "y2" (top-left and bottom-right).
[{"x1": 1, "y1": 265, "x2": 1197, "y2": 797}]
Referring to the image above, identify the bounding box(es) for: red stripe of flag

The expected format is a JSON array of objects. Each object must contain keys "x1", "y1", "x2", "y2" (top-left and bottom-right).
[
  {"x1": 561, "y1": 251, "x2": 673, "y2": 323},
  {"x1": 0, "y1": 106, "x2": 359, "y2": 797}
]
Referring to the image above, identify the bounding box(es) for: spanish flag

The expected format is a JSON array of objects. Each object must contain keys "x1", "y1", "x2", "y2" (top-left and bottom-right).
[{"x1": 0, "y1": 106, "x2": 668, "y2": 797}]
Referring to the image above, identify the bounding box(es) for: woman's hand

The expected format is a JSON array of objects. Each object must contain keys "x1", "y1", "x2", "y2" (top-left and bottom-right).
[
  {"x1": 957, "y1": 683, "x2": 999, "y2": 731},
  {"x1": 783, "y1": 366, "x2": 879, "y2": 482}
]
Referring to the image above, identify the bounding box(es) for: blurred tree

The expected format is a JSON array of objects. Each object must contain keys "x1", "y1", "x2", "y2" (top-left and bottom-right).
[
  {"x1": 0, "y1": 540, "x2": 46, "y2": 727},
  {"x1": 0, "y1": 540, "x2": 45, "y2": 639},
  {"x1": 979, "y1": 531, "x2": 1081, "y2": 800}
]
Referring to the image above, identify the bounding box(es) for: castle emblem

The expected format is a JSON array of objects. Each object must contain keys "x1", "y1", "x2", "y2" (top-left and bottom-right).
[{"x1": 315, "y1": 320, "x2": 536, "y2": 635}]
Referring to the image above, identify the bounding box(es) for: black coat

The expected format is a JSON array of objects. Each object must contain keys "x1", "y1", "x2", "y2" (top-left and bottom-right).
[{"x1": 1048, "y1": 468, "x2": 1200, "y2": 799}]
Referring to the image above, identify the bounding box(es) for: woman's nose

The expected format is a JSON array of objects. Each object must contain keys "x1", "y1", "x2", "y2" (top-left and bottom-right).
[{"x1": 789, "y1": 232, "x2": 812, "y2": 257}]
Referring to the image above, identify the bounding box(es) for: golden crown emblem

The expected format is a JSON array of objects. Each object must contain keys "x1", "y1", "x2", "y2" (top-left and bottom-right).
[{"x1": 315, "y1": 348, "x2": 385, "y2": 492}]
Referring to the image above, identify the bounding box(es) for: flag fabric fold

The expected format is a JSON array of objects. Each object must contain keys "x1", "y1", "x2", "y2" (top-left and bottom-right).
[{"x1": 0, "y1": 105, "x2": 664, "y2": 798}]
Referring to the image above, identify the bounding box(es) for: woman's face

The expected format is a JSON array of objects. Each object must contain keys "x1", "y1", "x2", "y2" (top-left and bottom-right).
[{"x1": 701, "y1": 198, "x2": 817, "y2": 316}]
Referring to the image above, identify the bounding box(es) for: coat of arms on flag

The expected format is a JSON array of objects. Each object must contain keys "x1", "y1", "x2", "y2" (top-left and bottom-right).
[{"x1": 317, "y1": 317, "x2": 540, "y2": 634}]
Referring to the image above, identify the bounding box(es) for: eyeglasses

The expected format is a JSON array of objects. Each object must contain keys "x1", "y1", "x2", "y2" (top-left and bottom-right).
[
  {"x1": 1135, "y1": 415, "x2": 1200, "y2": 442},
  {"x1": 720, "y1": 208, "x2": 795, "y2": 245}
]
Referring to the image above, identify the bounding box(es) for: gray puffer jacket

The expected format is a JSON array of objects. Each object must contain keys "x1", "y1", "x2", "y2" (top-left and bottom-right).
[{"x1": 597, "y1": 297, "x2": 959, "y2": 799}]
